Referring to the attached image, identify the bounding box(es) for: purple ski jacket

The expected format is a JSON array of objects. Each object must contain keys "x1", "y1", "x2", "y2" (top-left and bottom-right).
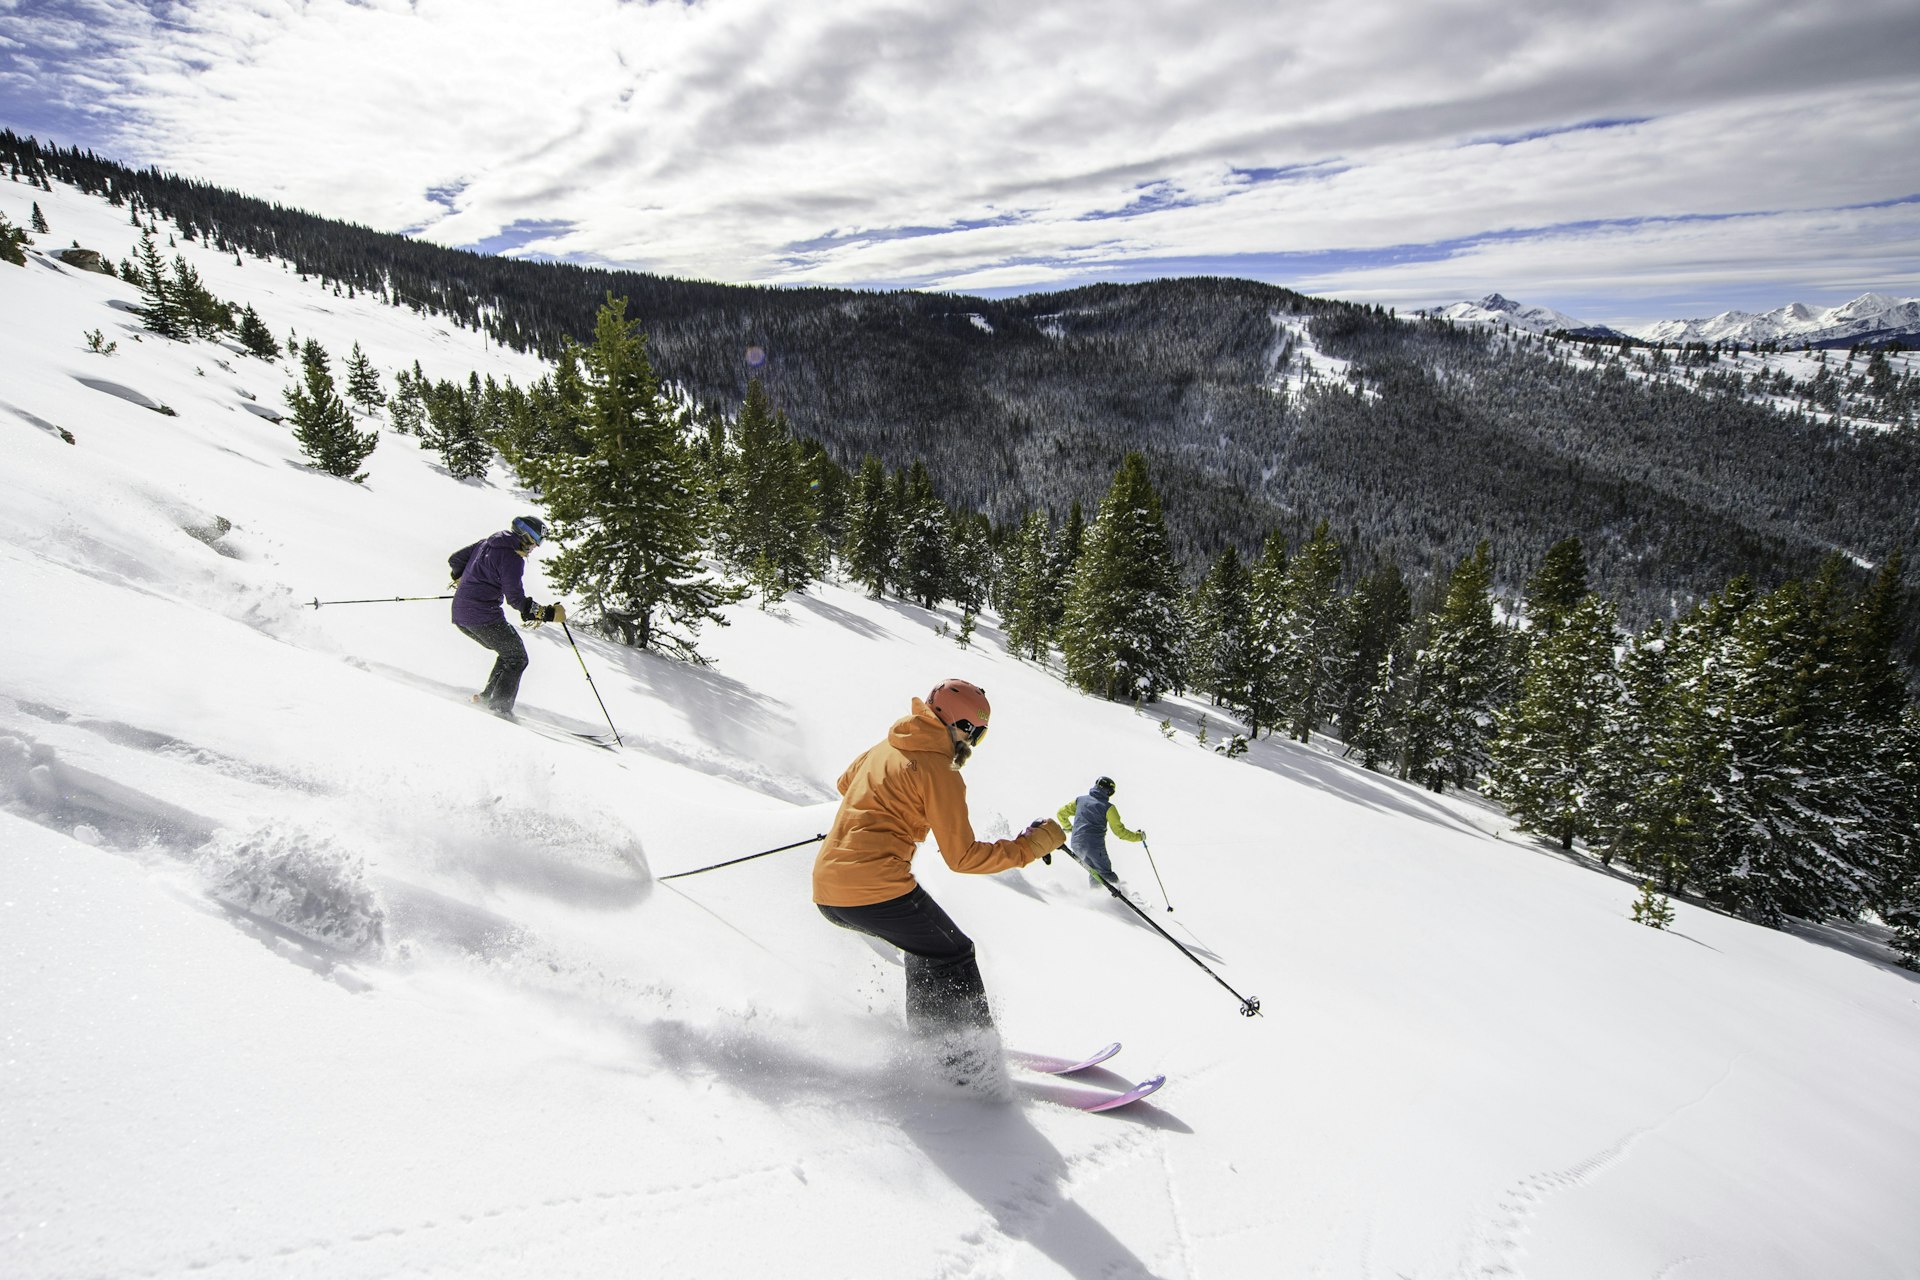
[{"x1": 449, "y1": 530, "x2": 536, "y2": 628}]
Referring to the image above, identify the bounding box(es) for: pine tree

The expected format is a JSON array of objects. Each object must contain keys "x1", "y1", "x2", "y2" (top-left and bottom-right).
[
  {"x1": 1058, "y1": 500, "x2": 1085, "y2": 580},
  {"x1": 1333, "y1": 563, "x2": 1412, "y2": 743},
  {"x1": 0, "y1": 212, "x2": 25, "y2": 266},
  {"x1": 1490, "y1": 594, "x2": 1619, "y2": 849},
  {"x1": 1404, "y1": 540, "x2": 1510, "y2": 791},
  {"x1": 728, "y1": 378, "x2": 816, "y2": 600},
  {"x1": 896, "y1": 463, "x2": 950, "y2": 609},
  {"x1": 424, "y1": 378, "x2": 491, "y2": 481},
  {"x1": 285, "y1": 340, "x2": 376, "y2": 481},
  {"x1": 1242, "y1": 533, "x2": 1290, "y2": 736},
  {"x1": 1877, "y1": 704, "x2": 1920, "y2": 969},
  {"x1": 387, "y1": 366, "x2": 425, "y2": 436},
  {"x1": 1273, "y1": 519, "x2": 1346, "y2": 741},
  {"x1": 132, "y1": 228, "x2": 187, "y2": 340},
  {"x1": 170, "y1": 256, "x2": 229, "y2": 338},
  {"x1": 1631, "y1": 880, "x2": 1675, "y2": 929},
  {"x1": 1351, "y1": 625, "x2": 1424, "y2": 774},
  {"x1": 344, "y1": 343, "x2": 386, "y2": 414},
  {"x1": 236, "y1": 305, "x2": 280, "y2": 360},
  {"x1": 1525, "y1": 536, "x2": 1590, "y2": 638},
  {"x1": 1188, "y1": 544, "x2": 1256, "y2": 711},
  {"x1": 1687, "y1": 577, "x2": 1861, "y2": 923},
  {"x1": 845, "y1": 456, "x2": 896, "y2": 598},
  {"x1": 947, "y1": 512, "x2": 995, "y2": 616},
  {"x1": 798, "y1": 440, "x2": 849, "y2": 575},
  {"x1": 527, "y1": 294, "x2": 738, "y2": 656},
  {"x1": 30, "y1": 201, "x2": 48, "y2": 234},
  {"x1": 1059, "y1": 452, "x2": 1185, "y2": 702},
  {"x1": 1039, "y1": 501, "x2": 1080, "y2": 642},
  {"x1": 498, "y1": 349, "x2": 591, "y2": 487},
  {"x1": 1003, "y1": 511, "x2": 1058, "y2": 662}
]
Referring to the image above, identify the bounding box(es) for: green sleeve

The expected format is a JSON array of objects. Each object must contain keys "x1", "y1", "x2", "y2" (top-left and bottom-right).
[
  {"x1": 1056, "y1": 799, "x2": 1077, "y2": 829},
  {"x1": 1107, "y1": 805, "x2": 1144, "y2": 842}
]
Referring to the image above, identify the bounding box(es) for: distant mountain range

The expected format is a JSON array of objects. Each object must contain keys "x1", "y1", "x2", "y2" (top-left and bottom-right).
[{"x1": 1430, "y1": 291, "x2": 1920, "y2": 348}]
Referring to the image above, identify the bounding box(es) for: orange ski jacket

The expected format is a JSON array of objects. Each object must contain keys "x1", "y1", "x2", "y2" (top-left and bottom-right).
[{"x1": 812, "y1": 698, "x2": 1063, "y2": 907}]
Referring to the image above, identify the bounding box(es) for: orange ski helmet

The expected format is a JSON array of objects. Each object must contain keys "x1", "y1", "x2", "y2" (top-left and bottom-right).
[{"x1": 927, "y1": 678, "x2": 990, "y2": 737}]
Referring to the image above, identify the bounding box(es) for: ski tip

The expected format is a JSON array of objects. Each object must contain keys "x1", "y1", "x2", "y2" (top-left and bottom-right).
[
  {"x1": 1081, "y1": 1074, "x2": 1166, "y2": 1112},
  {"x1": 1007, "y1": 1041, "x2": 1123, "y2": 1076}
]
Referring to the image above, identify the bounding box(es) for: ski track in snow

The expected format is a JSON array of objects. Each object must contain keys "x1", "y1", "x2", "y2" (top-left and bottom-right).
[
  {"x1": 118, "y1": 1144, "x2": 880, "y2": 1279},
  {"x1": 1458, "y1": 1060, "x2": 1741, "y2": 1278},
  {"x1": 1159, "y1": 1138, "x2": 1200, "y2": 1280}
]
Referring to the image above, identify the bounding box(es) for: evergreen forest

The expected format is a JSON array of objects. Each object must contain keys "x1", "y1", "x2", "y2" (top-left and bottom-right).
[{"x1": 7, "y1": 131, "x2": 1916, "y2": 965}]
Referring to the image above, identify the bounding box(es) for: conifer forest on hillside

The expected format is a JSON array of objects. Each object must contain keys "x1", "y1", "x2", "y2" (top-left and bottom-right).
[{"x1": 5, "y1": 131, "x2": 1916, "y2": 965}]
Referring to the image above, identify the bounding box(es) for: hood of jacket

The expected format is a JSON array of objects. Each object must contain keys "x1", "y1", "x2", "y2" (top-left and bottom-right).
[{"x1": 891, "y1": 698, "x2": 961, "y2": 767}]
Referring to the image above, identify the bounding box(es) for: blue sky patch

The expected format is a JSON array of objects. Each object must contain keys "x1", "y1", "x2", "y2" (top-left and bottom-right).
[
  {"x1": 461, "y1": 218, "x2": 576, "y2": 258},
  {"x1": 1469, "y1": 117, "x2": 1653, "y2": 147}
]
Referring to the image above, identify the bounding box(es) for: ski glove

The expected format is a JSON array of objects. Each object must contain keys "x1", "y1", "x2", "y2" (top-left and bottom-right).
[{"x1": 1023, "y1": 818, "x2": 1067, "y2": 861}]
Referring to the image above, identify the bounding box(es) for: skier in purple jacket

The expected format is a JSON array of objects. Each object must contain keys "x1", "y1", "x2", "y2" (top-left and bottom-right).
[{"x1": 449, "y1": 515, "x2": 564, "y2": 718}]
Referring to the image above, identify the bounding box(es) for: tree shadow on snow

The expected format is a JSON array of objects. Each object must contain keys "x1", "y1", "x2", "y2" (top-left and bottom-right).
[
  {"x1": 1150, "y1": 700, "x2": 1492, "y2": 842},
  {"x1": 556, "y1": 626, "x2": 795, "y2": 755},
  {"x1": 777, "y1": 590, "x2": 893, "y2": 643},
  {"x1": 1786, "y1": 916, "x2": 1919, "y2": 984}
]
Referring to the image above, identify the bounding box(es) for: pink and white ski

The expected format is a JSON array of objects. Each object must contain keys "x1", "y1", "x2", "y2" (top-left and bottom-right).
[
  {"x1": 1006, "y1": 1042, "x2": 1122, "y2": 1076},
  {"x1": 1021, "y1": 1073, "x2": 1166, "y2": 1113}
]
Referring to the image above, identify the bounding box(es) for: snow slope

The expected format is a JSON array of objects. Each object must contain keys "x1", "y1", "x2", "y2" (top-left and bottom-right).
[{"x1": 5, "y1": 176, "x2": 1920, "y2": 1280}]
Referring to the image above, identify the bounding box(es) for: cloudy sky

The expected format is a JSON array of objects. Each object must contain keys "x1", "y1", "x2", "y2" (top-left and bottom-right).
[{"x1": 3, "y1": 0, "x2": 1917, "y2": 326}]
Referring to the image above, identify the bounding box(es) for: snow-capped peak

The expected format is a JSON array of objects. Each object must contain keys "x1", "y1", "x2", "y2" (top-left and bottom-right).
[
  {"x1": 1632, "y1": 292, "x2": 1920, "y2": 347},
  {"x1": 1430, "y1": 293, "x2": 1588, "y2": 335}
]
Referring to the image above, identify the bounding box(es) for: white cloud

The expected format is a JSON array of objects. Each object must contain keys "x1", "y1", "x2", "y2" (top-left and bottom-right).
[{"x1": 3, "y1": 0, "x2": 1917, "y2": 324}]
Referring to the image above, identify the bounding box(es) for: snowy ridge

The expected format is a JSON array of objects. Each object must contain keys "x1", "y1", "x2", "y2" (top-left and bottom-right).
[
  {"x1": 3, "y1": 175, "x2": 1919, "y2": 1279},
  {"x1": 1429, "y1": 292, "x2": 1592, "y2": 335},
  {"x1": 1634, "y1": 292, "x2": 1920, "y2": 347}
]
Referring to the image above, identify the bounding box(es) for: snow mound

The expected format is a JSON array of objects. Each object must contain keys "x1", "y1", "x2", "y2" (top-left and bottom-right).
[{"x1": 197, "y1": 820, "x2": 388, "y2": 955}]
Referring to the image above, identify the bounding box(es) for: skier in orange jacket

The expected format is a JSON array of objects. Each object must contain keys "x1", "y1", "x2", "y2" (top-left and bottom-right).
[{"x1": 815, "y1": 678, "x2": 1064, "y2": 1088}]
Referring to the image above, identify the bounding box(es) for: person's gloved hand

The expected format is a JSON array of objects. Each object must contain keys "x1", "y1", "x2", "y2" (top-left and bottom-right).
[
  {"x1": 1137, "y1": 829, "x2": 1148, "y2": 841},
  {"x1": 1024, "y1": 818, "x2": 1065, "y2": 863},
  {"x1": 546, "y1": 602, "x2": 566, "y2": 624}
]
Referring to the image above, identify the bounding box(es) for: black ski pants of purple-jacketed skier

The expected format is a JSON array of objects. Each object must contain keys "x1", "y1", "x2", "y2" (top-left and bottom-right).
[
  {"x1": 818, "y1": 886, "x2": 992, "y2": 1036},
  {"x1": 457, "y1": 620, "x2": 528, "y2": 715}
]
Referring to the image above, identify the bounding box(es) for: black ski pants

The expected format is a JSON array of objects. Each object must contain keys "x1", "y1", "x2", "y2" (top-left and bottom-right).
[
  {"x1": 818, "y1": 886, "x2": 993, "y2": 1036},
  {"x1": 457, "y1": 620, "x2": 528, "y2": 714}
]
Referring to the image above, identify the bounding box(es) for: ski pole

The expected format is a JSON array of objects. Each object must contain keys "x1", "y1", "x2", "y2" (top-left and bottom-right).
[
  {"x1": 1095, "y1": 871, "x2": 1260, "y2": 1017},
  {"x1": 559, "y1": 618, "x2": 622, "y2": 747},
  {"x1": 308, "y1": 594, "x2": 454, "y2": 608},
  {"x1": 1141, "y1": 836, "x2": 1174, "y2": 913},
  {"x1": 658, "y1": 834, "x2": 827, "y2": 882}
]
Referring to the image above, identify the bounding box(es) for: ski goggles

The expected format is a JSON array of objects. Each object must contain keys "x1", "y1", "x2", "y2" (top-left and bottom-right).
[{"x1": 950, "y1": 718, "x2": 988, "y2": 745}]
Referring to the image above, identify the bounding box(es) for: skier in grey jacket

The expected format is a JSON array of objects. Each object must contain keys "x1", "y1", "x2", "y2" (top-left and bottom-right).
[{"x1": 1056, "y1": 776, "x2": 1146, "y2": 889}]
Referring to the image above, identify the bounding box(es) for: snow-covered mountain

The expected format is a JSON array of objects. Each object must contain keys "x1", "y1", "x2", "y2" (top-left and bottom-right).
[
  {"x1": 1430, "y1": 292, "x2": 1598, "y2": 335},
  {"x1": 5, "y1": 175, "x2": 1920, "y2": 1280},
  {"x1": 1634, "y1": 292, "x2": 1920, "y2": 348}
]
